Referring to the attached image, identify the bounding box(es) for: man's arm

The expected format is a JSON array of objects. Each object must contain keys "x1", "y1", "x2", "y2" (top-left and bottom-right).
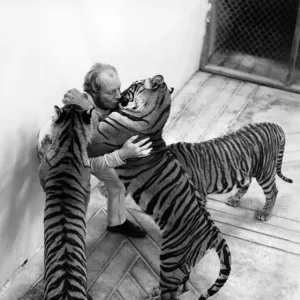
[
  {"x1": 90, "y1": 150, "x2": 126, "y2": 172},
  {"x1": 90, "y1": 136, "x2": 152, "y2": 172}
]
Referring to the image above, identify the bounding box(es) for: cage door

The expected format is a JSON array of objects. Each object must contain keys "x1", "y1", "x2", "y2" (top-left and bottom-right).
[{"x1": 201, "y1": 0, "x2": 300, "y2": 93}]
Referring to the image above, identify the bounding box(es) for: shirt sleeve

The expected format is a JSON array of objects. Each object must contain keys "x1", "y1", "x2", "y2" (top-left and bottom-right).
[{"x1": 90, "y1": 150, "x2": 126, "y2": 172}]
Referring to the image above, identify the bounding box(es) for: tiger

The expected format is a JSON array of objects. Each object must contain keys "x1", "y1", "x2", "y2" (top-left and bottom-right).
[
  {"x1": 38, "y1": 104, "x2": 94, "y2": 300},
  {"x1": 87, "y1": 75, "x2": 231, "y2": 300},
  {"x1": 167, "y1": 122, "x2": 293, "y2": 221}
]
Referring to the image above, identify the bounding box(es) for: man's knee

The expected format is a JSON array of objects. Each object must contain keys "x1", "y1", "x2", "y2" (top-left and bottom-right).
[{"x1": 106, "y1": 181, "x2": 126, "y2": 197}]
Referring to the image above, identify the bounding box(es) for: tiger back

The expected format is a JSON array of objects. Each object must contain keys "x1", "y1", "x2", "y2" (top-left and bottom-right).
[
  {"x1": 167, "y1": 122, "x2": 293, "y2": 221},
  {"x1": 87, "y1": 75, "x2": 231, "y2": 300},
  {"x1": 38, "y1": 104, "x2": 93, "y2": 300}
]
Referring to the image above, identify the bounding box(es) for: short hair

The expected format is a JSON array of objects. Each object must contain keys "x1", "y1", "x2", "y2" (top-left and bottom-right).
[{"x1": 83, "y1": 63, "x2": 118, "y2": 95}]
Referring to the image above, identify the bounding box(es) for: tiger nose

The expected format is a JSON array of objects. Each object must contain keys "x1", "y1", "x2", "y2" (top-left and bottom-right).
[{"x1": 119, "y1": 96, "x2": 128, "y2": 107}]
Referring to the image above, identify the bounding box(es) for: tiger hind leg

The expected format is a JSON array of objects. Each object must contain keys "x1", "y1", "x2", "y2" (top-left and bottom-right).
[
  {"x1": 149, "y1": 260, "x2": 191, "y2": 300},
  {"x1": 226, "y1": 178, "x2": 251, "y2": 207},
  {"x1": 150, "y1": 280, "x2": 190, "y2": 299},
  {"x1": 256, "y1": 179, "x2": 278, "y2": 221}
]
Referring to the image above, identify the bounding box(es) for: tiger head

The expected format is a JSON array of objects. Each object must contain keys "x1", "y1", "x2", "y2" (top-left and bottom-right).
[
  {"x1": 51, "y1": 104, "x2": 94, "y2": 144},
  {"x1": 88, "y1": 75, "x2": 174, "y2": 157},
  {"x1": 120, "y1": 75, "x2": 174, "y2": 113},
  {"x1": 41, "y1": 104, "x2": 94, "y2": 163},
  {"x1": 38, "y1": 104, "x2": 94, "y2": 189},
  {"x1": 118, "y1": 74, "x2": 174, "y2": 134}
]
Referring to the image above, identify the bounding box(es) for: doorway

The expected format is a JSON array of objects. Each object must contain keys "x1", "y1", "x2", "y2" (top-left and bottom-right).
[{"x1": 201, "y1": 0, "x2": 300, "y2": 93}]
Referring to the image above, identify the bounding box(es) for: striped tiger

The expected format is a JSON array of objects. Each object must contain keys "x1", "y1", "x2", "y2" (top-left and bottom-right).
[
  {"x1": 167, "y1": 122, "x2": 293, "y2": 221},
  {"x1": 88, "y1": 75, "x2": 231, "y2": 300},
  {"x1": 38, "y1": 104, "x2": 94, "y2": 300}
]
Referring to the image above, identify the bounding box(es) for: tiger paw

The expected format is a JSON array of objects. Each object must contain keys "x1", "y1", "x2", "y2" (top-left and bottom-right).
[
  {"x1": 142, "y1": 293, "x2": 168, "y2": 300},
  {"x1": 149, "y1": 295, "x2": 177, "y2": 300},
  {"x1": 226, "y1": 196, "x2": 240, "y2": 207},
  {"x1": 149, "y1": 296, "x2": 163, "y2": 300},
  {"x1": 148, "y1": 287, "x2": 178, "y2": 300},
  {"x1": 151, "y1": 286, "x2": 161, "y2": 297},
  {"x1": 140, "y1": 296, "x2": 161, "y2": 300},
  {"x1": 256, "y1": 210, "x2": 271, "y2": 221},
  {"x1": 178, "y1": 281, "x2": 190, "y2": 295}
]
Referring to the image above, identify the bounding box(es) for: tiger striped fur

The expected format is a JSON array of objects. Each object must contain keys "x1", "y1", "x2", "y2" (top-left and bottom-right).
[
  {"x1": 38, "y1": 104, "x2": 93, "y2": 300},
  {"x1": 88, "y1": 75, "x2": 231, "y2": 300},
  {"x1": 168, "y1": 122, "x2": 293, "y2": 221}
]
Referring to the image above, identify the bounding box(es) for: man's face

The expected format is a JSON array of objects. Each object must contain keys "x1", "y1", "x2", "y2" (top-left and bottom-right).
[{"x1": 94, "y1": 70, "x2": 121, "y2": 110}]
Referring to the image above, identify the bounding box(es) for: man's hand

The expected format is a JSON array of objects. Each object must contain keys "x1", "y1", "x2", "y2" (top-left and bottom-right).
[
  {"x1": 119, "y1": 136, "x2": 153, "y2": 161},
  {"x1": 62, "y1": 88, "x2": 94, "y2": 109}
]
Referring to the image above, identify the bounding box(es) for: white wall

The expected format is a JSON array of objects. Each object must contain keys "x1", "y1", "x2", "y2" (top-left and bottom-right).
[{"x1": 0, "y1": 0, "x2": 209, "y2": 288}]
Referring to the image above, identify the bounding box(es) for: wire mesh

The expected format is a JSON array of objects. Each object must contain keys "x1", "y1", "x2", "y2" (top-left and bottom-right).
[{"x1": 211, "y1": 0, "x2": 299, "y2": 62}]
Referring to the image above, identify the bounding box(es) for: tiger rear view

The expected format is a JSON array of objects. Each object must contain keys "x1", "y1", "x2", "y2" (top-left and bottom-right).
[
  {"x1": 38, "y1": 104, "x2": 93, "y2": 300},
  {"x1": 88, "y1": 75, "x2": 231, "y2": 300},
  {"x1": 168, "y1": 122, "x2": 293, "y2": 221}
]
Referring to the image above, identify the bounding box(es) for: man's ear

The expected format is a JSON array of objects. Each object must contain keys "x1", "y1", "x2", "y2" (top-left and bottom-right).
[
  {"x1": 53, "y1": 106, "x2": 65, "y2": 123},
  {"x1": 82, "y1": 107, "x2": 94, "y2": 124}
]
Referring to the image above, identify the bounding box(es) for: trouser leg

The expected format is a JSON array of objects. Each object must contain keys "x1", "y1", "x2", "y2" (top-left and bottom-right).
[{"x1": 92, "y1": 168, "x2": 126, "y2": 226}]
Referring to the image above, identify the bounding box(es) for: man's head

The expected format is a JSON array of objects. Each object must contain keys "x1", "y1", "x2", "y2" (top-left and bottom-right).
[{"x1": 83, "y1": 63, "x2": 121, "y2": 110}]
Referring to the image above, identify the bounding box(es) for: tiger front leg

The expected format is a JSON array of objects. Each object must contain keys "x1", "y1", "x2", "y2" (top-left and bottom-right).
[
  {"x1": 256, "y1": 182, "x2": 278, "y2": 221},
  {"x1": 226, "y1": 178, "x2": 251, "y2": 207}
]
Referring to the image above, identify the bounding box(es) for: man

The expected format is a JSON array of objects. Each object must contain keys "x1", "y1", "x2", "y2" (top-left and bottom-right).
[{"x1": 63, "y1": 63, "x2": 151, "y2": 238}]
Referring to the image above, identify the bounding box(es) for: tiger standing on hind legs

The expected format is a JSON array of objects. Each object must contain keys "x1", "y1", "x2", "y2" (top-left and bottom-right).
[
  {"x1": 167, "y1": 122, "x2": 293, "y2": 221},
  {"x1": 38, "y1": 104, "x2": 94, "y2": 300},
  {"x1": 63, "y1": 74, "x2": 232, "y2": 300}
]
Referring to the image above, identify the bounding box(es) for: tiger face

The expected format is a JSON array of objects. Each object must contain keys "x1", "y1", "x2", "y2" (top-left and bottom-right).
[
  {"x1": 88, "y1": 75, "x2": 174, "y2": 157},
  {"x1": 119, "y1": 74, "x2": 174, "y2": 122}
]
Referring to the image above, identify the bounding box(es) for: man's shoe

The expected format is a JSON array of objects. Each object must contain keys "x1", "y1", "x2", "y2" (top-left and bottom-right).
[{"x1": 107, "y1": 219, "x2": 147, "y2": 238}]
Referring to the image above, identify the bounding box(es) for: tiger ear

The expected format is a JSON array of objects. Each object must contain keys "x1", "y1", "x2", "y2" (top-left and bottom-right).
[
  {"x1": 169, "y1": 87, "x2": 174, "y2": 94},
  {"x1": 81, "y1": 107, "x2": 94, "y2": 124},
  {"x1": 53, "y1": 105, "x2": 65, "y2": 123},
  {"x1": 151, "y1": 75, "x2": 164, "y2": 89}
]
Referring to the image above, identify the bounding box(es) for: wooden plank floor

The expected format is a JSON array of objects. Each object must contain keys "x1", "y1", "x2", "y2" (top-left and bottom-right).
[{"x1": 2, "y1": 72, "x2": 300, "y2": 300}]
